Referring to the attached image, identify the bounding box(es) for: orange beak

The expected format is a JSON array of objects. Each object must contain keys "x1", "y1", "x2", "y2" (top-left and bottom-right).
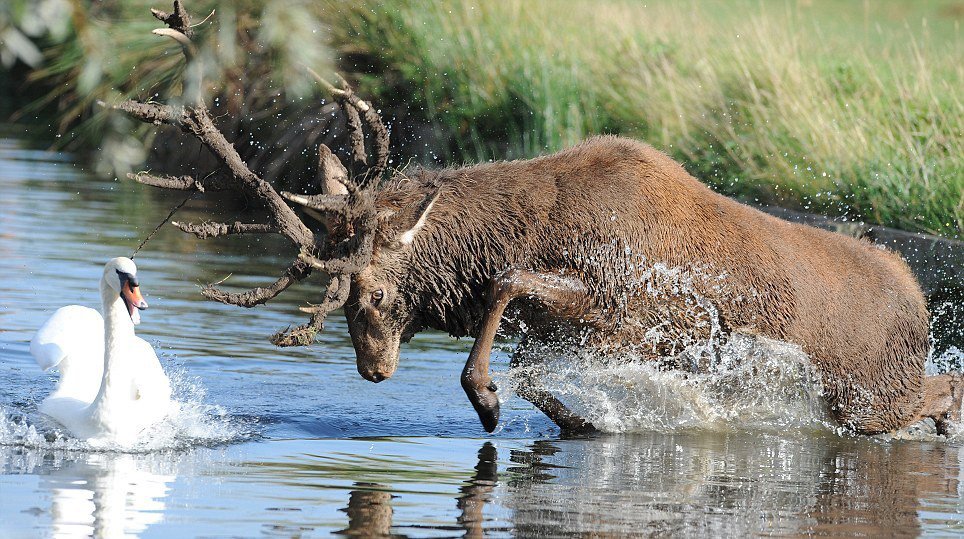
[{"x1": 122, "y1": 280, "x2": 148, "y2": 324}]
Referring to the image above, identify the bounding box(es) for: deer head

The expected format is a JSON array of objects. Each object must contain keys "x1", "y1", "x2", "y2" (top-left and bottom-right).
[
  {"x1": 116, "y1": 1, "x2": 453, "y2": 385},
  {"x1": 113, "y1": 1, "x2": 386, "y2": 348},
  {"x1": 335, "y1": 187, "x2": 440, "y2": 381}
]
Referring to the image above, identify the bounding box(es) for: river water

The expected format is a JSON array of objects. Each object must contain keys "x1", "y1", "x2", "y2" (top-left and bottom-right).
[{"x1": 1, "y1": 133, "x2": 963, "y2": 536}]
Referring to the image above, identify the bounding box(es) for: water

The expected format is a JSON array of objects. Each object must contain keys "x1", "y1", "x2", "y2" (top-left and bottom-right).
[{"x1": 1, "y1": 133, "x2": 963, "y2": 536}]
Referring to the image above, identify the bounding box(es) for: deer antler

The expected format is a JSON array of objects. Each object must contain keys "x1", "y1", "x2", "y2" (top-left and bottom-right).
[{"x1": 110, "y1": 1, "x2": 385, "y2": 346}]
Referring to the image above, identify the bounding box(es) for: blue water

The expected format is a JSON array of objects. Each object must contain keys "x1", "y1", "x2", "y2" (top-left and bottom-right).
[{"x1": 1, "y1": 134, "x2": 963, "y2": 536}]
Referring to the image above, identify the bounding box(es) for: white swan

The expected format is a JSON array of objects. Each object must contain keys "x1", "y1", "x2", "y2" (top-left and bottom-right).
[{"x1": 30, "y1": 257, "x2": 173, "y2": 445}]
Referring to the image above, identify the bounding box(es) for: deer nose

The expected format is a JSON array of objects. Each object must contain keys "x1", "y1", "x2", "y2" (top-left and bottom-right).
[{"x1": 359, "y1": 365, "x2": 393, "y2": 383}]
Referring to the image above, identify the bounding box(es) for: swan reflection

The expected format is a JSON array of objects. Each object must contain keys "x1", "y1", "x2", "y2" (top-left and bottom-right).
[{"x1": 3, "y1": 448, "x2": 174, "y2": 538}]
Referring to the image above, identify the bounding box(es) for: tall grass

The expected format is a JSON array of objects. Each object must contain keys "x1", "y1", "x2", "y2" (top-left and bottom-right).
[
  {"x1": 327, "y1": 0, "x2": 963, "y2": 237},
  {"x1": 5, "y1": 0, "x2": 962, "y2": 237}
]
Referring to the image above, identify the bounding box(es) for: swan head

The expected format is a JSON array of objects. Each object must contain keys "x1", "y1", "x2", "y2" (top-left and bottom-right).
[{"x1": 102, "y1": 257, "x2": 148, "y2": 325}]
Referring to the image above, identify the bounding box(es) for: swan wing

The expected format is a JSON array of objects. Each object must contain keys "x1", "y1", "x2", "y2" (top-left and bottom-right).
[
  {"x1": 129, "y1": 337, "x2": 173, "y2": 414},
  {"x1": 30, "y1": 306, "x2": 104, "y2": 371}
]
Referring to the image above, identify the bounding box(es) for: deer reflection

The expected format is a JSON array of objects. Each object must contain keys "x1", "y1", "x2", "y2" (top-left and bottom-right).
[
  {"x1": 3, "y1": 449, "x2": 174, "y2": 538},
  {"x1": 499, "y1": 433, "x2": 964, "y2": 536},
  {"x1": 457, "y1": 442, "x2": 499, "y2": 538},
  {"x1": 338, "y1": 484, "x2": 394, "y2": 537},
  {"x1": 337, "y1": 443, "x2": 501, "y2": 538},
  {"x1": 807, "y1": 439, "x2": 964, "y2": 536},
  {"x1": 330, "y1": 433, "x2": 964, "y2": 536}
]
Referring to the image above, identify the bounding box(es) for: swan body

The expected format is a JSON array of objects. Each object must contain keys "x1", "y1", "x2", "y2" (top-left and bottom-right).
[{"x1": 30, "y1": 257, "x2": 172, "y2": 445}]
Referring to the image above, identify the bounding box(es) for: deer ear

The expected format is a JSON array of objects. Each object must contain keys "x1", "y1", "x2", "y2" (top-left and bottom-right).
[{"x1": 396, "y1": 189, "x2": 440, "y2": 247}]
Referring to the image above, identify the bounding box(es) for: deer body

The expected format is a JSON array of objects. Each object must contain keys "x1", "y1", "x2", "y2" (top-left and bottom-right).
[{"x1": 351, "y1": 136, "x2": 954, "y2": 435}]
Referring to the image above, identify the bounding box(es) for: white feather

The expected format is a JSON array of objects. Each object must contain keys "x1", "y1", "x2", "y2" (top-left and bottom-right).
[{"x1": 30, "y1": 258, "x2": 173, "y2": 446}]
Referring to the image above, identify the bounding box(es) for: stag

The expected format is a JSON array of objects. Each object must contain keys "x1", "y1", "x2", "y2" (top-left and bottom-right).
[{"x1": 116, "y1": 2, "x2": 962, "y2": 436}]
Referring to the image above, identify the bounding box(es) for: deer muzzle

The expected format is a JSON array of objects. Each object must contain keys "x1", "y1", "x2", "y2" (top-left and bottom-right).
[{"x1": 355, "y1": 341, "x2": 400, "y2": 383}]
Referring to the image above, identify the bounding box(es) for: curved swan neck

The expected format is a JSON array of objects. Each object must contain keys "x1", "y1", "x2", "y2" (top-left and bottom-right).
[
  {"x1": 102, "y1": 285, "x2": 134, "y2": 335},
  {"x1": 97, "y1": 280, "x2": 134, "y2": 404}
]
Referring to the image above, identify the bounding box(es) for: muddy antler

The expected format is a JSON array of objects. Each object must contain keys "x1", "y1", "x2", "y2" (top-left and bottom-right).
[{"x1": 110, "y1": 1, "x2": 385, "y2": 346}]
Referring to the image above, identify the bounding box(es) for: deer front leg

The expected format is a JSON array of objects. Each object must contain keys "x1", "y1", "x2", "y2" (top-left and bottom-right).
[{"x1": 463, "y1": 268, "x2": 596, "y2": 433}]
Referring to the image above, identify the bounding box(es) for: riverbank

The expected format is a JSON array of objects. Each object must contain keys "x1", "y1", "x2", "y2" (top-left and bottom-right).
[
  {"x1": 2, "y1": 0, "x2": 961, "y2": 238},
  {"x1": 326, "y1": 0, "x2": 962, "y2": 238}
]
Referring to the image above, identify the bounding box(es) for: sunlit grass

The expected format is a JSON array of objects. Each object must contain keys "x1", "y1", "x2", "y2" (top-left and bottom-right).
[
  {"x1": 5, "y1": 0, "x2": 962, "y2": 237},
  {"x1": 326, "y1": 0, "x2": 963, "y2": 237}
]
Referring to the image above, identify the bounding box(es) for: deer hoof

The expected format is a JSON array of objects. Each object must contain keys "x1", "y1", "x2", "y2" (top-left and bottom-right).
[
  {"x1": 467, "y1": 385, "x2": 500, "y2": 433},
  {"x1": 478, "y1": 403, "x2": 500, "y2": 433}
]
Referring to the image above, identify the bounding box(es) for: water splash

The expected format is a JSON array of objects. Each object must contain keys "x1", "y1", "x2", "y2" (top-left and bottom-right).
[
  {"x1": 502, "y1": 332, "x2": 833, "y2": 434},
  {"x1": 499, "y1": 257, "x2": 834, "y2": 434},
  {"x1": 0, "y1": 365, "x2": 257, "y2": 453},
  {"x1": 500, "y1": 252, "x2": 964, "y2": 439},
  {"x1": 927, "y1": 296, "x2": 964, "y2": 375}
]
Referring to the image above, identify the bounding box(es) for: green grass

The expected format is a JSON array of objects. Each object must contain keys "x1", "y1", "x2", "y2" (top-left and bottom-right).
[
  {"x1": 4, "y1": 0, "x2": 962, "y2": 238},
  {"x1": 325, "y1": 0, "x2": 963, "y2": 238}
]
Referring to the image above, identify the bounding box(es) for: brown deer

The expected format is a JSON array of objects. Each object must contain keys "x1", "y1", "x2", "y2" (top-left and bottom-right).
[{"x1": 117, "y1": 2, "x2": 962, "y2": 436}]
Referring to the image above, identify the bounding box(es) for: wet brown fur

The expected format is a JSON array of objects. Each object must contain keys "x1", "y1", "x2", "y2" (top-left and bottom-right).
[{"x1": 352, "y1": 136, "x2": 938, "y2": 434}]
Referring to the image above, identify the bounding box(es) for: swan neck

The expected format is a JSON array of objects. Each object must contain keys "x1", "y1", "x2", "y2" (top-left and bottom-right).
[{"x1": 98, "y1": 282, "x2": 134, "y2": 403}]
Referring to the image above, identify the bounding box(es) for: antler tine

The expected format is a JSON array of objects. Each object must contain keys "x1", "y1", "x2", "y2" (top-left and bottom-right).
[
  {"x1": 297, "y1": 273, "x2": 352, "y2": 315},
  {"x1": 340, "y1": 93, "x2": 368, "y2": 170},
  {"x1": 172, "y1": 220, "x2": 278, "y2": 239},
  {"x1": 127, "y1": 171, "x2": 233, "y2": 191},
  {"x1": 201, "y1": 259, "x2": 312, "y2": 307},
  {"x1": 335, "y1": 86, "x2": 390, "y2": 188},
  {"x1": 280, "y1": 191, "x2": 350, "y2": 213},
  {"x1": 359, "y1": 104, "x2": 389, "y2": 185},
  {"x1": 305, "y1": 66, "x2": 387, "y2": 188},
  {"x1": 270, "y1": 273, "x2": 352, "y2": 347}
]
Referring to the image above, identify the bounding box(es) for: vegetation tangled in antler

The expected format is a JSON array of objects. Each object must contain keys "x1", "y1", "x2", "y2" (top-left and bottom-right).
[{"x1": 113, "y1": 0, "x2": 386, "y2": 347}]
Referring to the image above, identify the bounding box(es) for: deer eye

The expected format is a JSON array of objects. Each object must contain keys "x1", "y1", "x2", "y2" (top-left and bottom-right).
[{"x1": 371, "y1": 289, "x2": 385, "y2": 306}]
